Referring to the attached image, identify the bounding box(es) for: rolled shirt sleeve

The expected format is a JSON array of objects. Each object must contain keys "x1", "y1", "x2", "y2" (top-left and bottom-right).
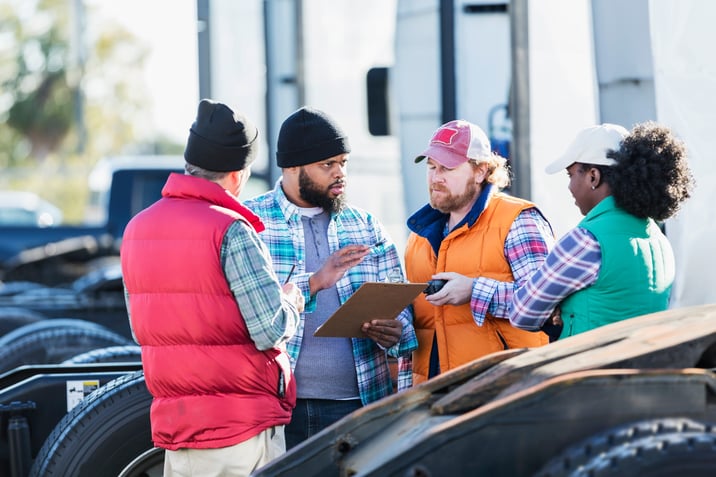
[
  {"x1": 470, "y1": 207, "x2": 555, "y2": 325},
  {"x1": 221, "y1": 221, "x2": 300, "y2": 350},
  {"x1": 509, "y1": 227, "x2": 601, "y2": 330}
]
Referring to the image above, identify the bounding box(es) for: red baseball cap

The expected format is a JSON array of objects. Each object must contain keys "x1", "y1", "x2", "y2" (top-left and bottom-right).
[{"x1": 415, "y1": 120, "x2": 492, "y2": 168}]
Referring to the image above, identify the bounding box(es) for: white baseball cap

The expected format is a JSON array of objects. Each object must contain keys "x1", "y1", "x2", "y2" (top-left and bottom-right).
[{"x1": 545, "y1": 123, "x2": 629, "y2": 174}]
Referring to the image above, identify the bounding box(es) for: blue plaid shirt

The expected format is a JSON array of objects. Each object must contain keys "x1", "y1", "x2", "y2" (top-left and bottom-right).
[
  {"x1": 509, "y1": 227, "x2": 601, "y2": 330},
  {"x1": 220, "y1": 220, "x2": 300, "y2": 351},
  {"x1": 244, "y1": 181, "x2": 418, "y2": 403}
]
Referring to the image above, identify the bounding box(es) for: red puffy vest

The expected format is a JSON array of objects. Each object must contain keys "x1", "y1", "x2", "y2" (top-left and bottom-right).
[{"x1": 121, "y1": 173, "x2": 295, "y2": 450}]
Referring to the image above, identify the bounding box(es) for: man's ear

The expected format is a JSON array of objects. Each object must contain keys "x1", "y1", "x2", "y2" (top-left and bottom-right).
[
  {"x1": 589, "y1": 167, "x2": 602, "y2": 188},
  {"x1": 475, "y1": 162, "x2": 489, "y2": 183},
  {"x1": 227, "y1": 169, "x2": 247, "y2": 194},
  {"x1": 283, "y1": 165, "x2": 300, "y2": 177}
]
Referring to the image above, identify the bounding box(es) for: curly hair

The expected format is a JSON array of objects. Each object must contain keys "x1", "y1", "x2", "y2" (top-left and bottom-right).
[
  {"x1": 471, "y1": 153, "x2": 512, "y2": 189},
  {"x1": 595, "y1": 121, "x2": 695, "y2": 221}
]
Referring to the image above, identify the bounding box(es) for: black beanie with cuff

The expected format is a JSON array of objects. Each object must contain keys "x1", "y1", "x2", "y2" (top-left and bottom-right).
[
  {"x1": 184, "y1": 99, "x2": 258, "y2": 172},
  {"x1": 276, "y1": 107, "x2": 351, "y2": 168}
]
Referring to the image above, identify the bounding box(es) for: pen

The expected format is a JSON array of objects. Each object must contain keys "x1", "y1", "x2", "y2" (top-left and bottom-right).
[
  {"x1": 284, "y1": 264, "x2": 297, "y2": 284},
  {"x1": 370, "y1": 239, "x2": 387, "y2": 255}
]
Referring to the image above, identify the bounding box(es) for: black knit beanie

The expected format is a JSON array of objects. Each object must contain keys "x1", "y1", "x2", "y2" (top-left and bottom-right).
[
  {"x1": 276, "y1": 107, "x2": 351, "y2": 167},
  {"x1": 184, "y1": 99, "x2": 258, "y2": 172}
]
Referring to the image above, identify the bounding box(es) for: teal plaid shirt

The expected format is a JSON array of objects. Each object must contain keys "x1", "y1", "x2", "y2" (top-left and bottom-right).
[{"x1": 244, "y1": 181, "x2": 417, "y2": 403}]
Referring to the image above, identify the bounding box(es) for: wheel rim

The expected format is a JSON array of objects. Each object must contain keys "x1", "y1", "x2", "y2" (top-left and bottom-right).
[{"x1": 117, "y1": 447, "x2": 164, "y2": 477}]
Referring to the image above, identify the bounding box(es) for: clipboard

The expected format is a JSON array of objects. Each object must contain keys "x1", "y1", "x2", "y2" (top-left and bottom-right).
[{"x1": 314, "y1": 282, "x2": 427, "y2": 338}]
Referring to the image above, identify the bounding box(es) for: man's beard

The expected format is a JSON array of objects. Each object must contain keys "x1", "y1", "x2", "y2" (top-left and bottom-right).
[
  {"x1": 298, "y1": 168, "x2": 346, "y2": 213},
  {"x1": 430, "y1": 180, "x2": 478, "y2": 214}
]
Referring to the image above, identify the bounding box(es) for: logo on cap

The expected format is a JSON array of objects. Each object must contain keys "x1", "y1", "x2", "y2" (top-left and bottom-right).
[{"x1": 432, "y1": 127, "x2": 459, "y2": 145}]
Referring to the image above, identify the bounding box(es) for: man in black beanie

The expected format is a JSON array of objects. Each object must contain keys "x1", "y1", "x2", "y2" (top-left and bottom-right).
[
  {"x1": 121, "y1": 99, "x2": 304, "y2": 476},
  {"x1": 245, "y1": 106, "x2": 417, "y2": 449}
]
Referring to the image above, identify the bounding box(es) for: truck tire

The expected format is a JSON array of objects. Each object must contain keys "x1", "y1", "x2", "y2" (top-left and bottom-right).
[
  {"x1": 0, "y1": 318, "x2": 133, "y2": 373},
  {"x1": 0, "y1": 307, "x2": 45, "y2": 337},
  {"x1": 535, "y1": 418, "x2": 716, "y2": 477},
  {"x1": 29, "y1": 370, "x2": 161, "y2": 477},
  {"x1": 62, "y1": 344, "x2": 142, "y2": 364}
]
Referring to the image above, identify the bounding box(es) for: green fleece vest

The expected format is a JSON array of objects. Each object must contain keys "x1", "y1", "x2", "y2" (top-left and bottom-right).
[{"x1": 560, "y1": 196, "x2": 674, "y2": 338}]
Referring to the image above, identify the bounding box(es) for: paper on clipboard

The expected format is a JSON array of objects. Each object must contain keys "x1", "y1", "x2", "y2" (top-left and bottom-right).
[{"x1": 313, "y1": 282, "x2": 427, "y2": 338}]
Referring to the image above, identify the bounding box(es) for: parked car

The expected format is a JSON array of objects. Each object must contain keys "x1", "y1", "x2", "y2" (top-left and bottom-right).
[
  {"x1": 0, "y1": 155, "x2": 184, "y2": 285},
  {"x1": 0, "y1": 191, "x2": 63, "y2": 227}
]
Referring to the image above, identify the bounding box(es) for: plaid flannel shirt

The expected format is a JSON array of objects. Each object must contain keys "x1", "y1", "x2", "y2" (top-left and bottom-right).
[
  {"x1": 509, "y1": 227, "x2": 601, "y2": 330},
  {"x1": 469, "y1": 207, "x2": 557, "y2": 325},
  {"x1": 244, "y1": 181, "x2": 418, "y2": 403}
]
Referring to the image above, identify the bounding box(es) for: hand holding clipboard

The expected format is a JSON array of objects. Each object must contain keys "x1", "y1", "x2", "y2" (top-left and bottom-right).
[{"x1": 313, "y1": 282, "x2": 426, "y2": 338}]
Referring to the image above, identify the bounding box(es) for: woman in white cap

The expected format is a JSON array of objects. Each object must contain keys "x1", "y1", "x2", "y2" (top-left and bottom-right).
[{"x1": 509, "y1": 121, "x2": 694, "y2": 339}]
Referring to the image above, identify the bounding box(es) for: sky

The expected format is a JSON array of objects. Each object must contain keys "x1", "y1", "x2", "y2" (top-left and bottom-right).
[{"x1": 87, "y1": 0, "x2": 199, "y2": 143}]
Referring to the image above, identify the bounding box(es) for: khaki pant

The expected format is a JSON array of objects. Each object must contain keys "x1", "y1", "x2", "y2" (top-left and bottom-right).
[{"x1": 163, "y1": 426, "x2": 285, "y2": 477}]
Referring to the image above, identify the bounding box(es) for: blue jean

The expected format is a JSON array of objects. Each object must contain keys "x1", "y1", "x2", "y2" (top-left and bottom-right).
[{"x1": 286, "y1": 398, "x2": 362, "y2": 450}]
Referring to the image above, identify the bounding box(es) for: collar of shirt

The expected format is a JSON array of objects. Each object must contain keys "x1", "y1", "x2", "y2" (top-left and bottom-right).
[{"x1": 407, "y1": 184, "x2": 494, "y2": 254}]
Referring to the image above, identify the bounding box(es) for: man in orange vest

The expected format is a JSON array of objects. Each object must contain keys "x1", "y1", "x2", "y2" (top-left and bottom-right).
[{"x1": 404, "y1": 119, "x2": 554, "y2": 385}]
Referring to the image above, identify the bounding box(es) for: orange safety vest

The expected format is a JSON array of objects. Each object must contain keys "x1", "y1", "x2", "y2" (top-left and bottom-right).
[{"x1": 406, "y1": 193, "x2": 548, "y2": 385}]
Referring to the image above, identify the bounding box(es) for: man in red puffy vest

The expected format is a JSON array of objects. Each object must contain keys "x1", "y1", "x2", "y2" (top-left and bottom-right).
[{"x1": 121, "y1": 99, "x2": 304, "y2": 476}]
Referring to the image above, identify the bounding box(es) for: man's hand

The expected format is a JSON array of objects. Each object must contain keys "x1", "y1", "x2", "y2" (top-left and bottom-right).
[
  {"x1": 362, "y1": 318, "x2": 403, "y2": 348},
  {"x1": 424, "y1": 272, "x2": 473, "y2": 306},
  {"x1": 540, "y1": 306, "x2": 563, "y2": 341},
  {"x1": 549, "y1": 306, "x2": 562, "y2": 326},
  {"x1": 309, "y1": 244, "x2": 370, "y2": 294},
  {"x1": 282, "y1": 283, "x2": 305, "y2": 313}
]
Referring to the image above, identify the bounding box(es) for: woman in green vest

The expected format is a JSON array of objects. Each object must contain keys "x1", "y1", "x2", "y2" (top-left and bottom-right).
[{"x1": 508, "y1": 122, "x2": 694, "y2": 339}]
